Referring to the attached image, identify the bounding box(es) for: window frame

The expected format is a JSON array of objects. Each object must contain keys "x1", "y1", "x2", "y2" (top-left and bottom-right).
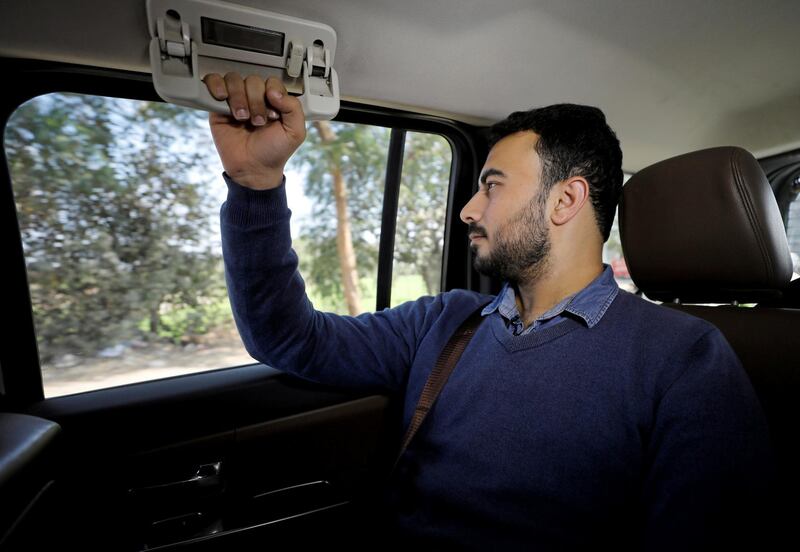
[{"x1": 0, "y1": 58, "x2": 484, "y2": 407}]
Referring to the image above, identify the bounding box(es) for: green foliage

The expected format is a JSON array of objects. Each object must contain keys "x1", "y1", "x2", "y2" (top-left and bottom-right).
[
  {"x1": 290, "y1": 125, "x2": 451, "y2": 307},
  {"x1": 143, "y1": 293, "x2": 234, "y2": 345},
  {"x1": 390, "y1": 274, "x2": 429, "y2": 307},
  {"x1": 5, "y1": 94, "x2": 454, "y2": 364},
  {"x1": 394, "y1": 132, "x2": 451, "y2": 295},
  {"x1": 290, "y1": 123, "x2": 389, "y2": 303},
  {"x1": 5, "y1": 93, "x2": 223, "y2": 362}
]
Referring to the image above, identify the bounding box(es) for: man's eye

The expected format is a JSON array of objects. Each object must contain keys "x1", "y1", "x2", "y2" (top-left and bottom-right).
[{"x1": 486, "y1": 182, "x2": 497, "y2": 191}]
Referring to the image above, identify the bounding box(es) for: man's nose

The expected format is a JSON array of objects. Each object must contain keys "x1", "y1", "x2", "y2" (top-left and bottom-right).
[{"x1": 460, "y1": 192, "x2": 485, "y2": 224}]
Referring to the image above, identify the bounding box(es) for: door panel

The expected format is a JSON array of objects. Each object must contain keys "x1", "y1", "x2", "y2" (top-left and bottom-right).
[
  {"x1": 0, "y1": 413, "x2": 60, "y2": 548},
  {"x1": 18, "y1": 365, "x2": 399, "y2": 550}
]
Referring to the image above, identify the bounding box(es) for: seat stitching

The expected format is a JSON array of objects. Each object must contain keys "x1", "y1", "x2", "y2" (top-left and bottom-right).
[{"x1": 730, "y1": 149, "x2": 772, "y2": 282}]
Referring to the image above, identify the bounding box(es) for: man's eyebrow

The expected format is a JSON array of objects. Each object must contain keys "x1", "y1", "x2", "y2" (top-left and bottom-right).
[{"x1": 480, "y1": 168, "x2": 506, "y2": 185}]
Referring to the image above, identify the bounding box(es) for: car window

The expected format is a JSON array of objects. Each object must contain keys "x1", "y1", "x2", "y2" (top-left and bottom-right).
[
  {"x1": 602, "y1": 175, "x2": 635, "y2": 292},
  {"x1": 391, "y1": 131, "x2": 452, "y2": 306},
  {"x1": 785, "y1": 185, "x2": 800, "y2": 277},
  {"x1": 4, "y1": 92, "x2": 452, "y2": 397},
  {"x1": 288, "y1": 120, "x2": 389, "y2": 314}
]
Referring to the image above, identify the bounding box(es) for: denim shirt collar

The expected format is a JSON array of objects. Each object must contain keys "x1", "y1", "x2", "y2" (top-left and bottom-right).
[{"x1": 481, "y1": 264, "x2": 619, "y2": 331}]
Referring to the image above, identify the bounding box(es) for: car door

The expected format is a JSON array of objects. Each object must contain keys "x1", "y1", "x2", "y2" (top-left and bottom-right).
[{"x1": 0, "y1": 59, "x2": 482, "y2": 551}]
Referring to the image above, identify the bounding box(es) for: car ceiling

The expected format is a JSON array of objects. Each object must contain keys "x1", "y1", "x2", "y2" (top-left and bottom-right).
[{"x1": 1, "y1": 0, "x2": 798, "y2": 171}]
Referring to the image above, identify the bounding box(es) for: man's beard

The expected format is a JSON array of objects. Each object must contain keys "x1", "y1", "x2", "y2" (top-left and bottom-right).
[{"x1": 470, "y1": 191, "x2": 551, "y2": 284}]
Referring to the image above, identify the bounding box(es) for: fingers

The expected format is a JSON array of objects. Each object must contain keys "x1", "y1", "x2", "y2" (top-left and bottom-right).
[
  {"x1": 244, "y1": 75, "x2": 267, "y2": 126},
  {"x1": 203, "y1": 73, "x2": 228, "y2": 101},
  {"x1": 224, "y1": 72, "x2": 250, "y2": 121},
  {"x1": 202, "y1": 72, "x2": 305, "y2": 132},
  {"x1": 265, "y1": 76, "x2": 306, "y2": 132}
]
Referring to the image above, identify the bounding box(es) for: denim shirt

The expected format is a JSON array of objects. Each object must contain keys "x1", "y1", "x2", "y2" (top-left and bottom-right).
[{"x1": 482, "y1": 264, "x2": 619, "y2": 336}]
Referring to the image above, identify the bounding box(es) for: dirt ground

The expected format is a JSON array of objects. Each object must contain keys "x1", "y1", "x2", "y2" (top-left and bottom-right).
[{"x1": 42, "y1": 326, "x2": 255, "y2": 397}]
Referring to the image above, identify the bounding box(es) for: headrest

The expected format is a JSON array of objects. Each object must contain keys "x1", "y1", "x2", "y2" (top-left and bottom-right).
[{"x1": 620, "y1": 146, "x2": 793, "y2": 303}]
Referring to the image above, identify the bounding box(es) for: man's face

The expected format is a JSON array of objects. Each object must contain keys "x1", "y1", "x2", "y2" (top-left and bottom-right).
[{"x1": 459, "y1": 131, "x2": 552, "y2": 283}]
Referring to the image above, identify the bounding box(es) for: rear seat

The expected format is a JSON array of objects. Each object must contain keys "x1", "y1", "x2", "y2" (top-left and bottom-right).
[{"x1": 619, "y1": 146, "x2": 799, "y2": 543}]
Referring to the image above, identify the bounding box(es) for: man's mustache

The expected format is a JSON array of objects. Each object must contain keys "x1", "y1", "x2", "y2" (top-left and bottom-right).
[{"x1": 467, "y1": 223, "x2": 487, "y2": 238}]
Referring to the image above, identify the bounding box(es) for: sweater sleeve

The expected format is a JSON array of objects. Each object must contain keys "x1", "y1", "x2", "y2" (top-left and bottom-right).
[
  {"x1": 219, "y1": 173, "x2": 441, "y2": 394},
  {"x1": 642, "y1": 327, "x2": 776, "y2": 551}
]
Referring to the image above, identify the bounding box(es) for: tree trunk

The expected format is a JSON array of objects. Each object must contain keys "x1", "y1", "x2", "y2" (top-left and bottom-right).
[
  {"x1": 149, "y1": 304, "x2": 160, "y2": 337},
  {"x1": 420, "y1": 260, "x2": 437, "y2": 296},
  {"x1": 313, "y1": 121, "x2": 363, "y2": 315}
]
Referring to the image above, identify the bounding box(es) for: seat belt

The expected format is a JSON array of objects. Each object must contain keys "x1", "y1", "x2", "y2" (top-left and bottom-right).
[{"x1": 393, "y1": 305, "x2": 487, "y2": 469}]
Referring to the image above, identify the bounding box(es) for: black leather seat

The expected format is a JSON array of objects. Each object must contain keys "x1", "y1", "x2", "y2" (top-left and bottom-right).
[{"x1": 619, "y1": 146, "x2": 799, "y2": 544}]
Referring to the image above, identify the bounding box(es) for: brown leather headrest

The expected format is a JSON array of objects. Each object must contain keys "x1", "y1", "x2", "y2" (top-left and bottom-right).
[{"x1": 620, "y1": 146, "x2": 793, "y2": 303}]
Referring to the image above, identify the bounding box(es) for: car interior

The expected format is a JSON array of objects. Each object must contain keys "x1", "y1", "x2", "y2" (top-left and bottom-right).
[{"x1": 0, "y1": 0, "x2": 798, "y2": 550}]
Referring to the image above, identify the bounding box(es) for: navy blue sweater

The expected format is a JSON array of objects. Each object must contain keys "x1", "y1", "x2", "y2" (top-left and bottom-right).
[{"x1": 220, "y1": 175, "x2": 774, "y2": 551}]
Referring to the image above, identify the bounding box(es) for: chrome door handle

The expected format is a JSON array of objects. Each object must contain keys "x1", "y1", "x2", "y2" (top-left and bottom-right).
[{"x1": 129, "y1": 461, "x2": 223, "y2": 497}]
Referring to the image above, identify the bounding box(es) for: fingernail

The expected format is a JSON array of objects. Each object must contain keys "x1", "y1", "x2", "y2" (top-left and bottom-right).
[
  {"x1": 253, "y1": 115, "x2": 266, "y2": 126},
  {"x1": 235, "y1": 108, "x2": 248, "y2": 119},
  {"x1": 269, "y1": 89, "x2": 283, "y2": 100},
  {"x1": 268, "y1": 110, "x2": 279, "y2": 120},
  {"x1": 216, "y1": 87, "x2": 227, "y2": 98}
]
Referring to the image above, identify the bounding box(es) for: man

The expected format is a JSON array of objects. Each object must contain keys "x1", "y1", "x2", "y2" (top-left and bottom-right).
[{"x1": 203, "y1": 73, "x2": 774, "y2": 550}]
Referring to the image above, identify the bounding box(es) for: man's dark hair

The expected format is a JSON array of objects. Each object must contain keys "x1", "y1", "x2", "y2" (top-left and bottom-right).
[{"x1": 488, "y1": 104, "x2": 623, "y2": 242}]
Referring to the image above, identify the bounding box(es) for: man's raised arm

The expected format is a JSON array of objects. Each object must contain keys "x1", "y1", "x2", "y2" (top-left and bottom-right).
[{"x1": 205, "y1": 73, "x2": 441, "y2": 393}]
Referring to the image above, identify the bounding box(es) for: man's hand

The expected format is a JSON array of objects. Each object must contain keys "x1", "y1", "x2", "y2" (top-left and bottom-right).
[{"x1": 203, "y1": 73, "x2": 307, "y2": 190}]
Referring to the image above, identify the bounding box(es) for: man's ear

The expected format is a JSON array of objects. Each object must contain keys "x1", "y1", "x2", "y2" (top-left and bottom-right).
[{"x1": 550, "y1": 177, "x2": 590, "y2": 226}]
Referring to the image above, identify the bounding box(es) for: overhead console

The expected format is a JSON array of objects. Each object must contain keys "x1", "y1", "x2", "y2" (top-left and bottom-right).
[{"x1": 147, "y1": 0, "x2": 340, "y2": 120}]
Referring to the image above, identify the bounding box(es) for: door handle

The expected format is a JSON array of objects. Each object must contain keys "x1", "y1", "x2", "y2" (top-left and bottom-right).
[{"x1": 129, "y1": 461, "x2": 223, "y2": 499}]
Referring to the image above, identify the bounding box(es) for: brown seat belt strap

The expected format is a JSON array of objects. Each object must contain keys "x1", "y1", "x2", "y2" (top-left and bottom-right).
[{"x1": 393, "y1": 304, "x2": 487, "y2": 469}]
